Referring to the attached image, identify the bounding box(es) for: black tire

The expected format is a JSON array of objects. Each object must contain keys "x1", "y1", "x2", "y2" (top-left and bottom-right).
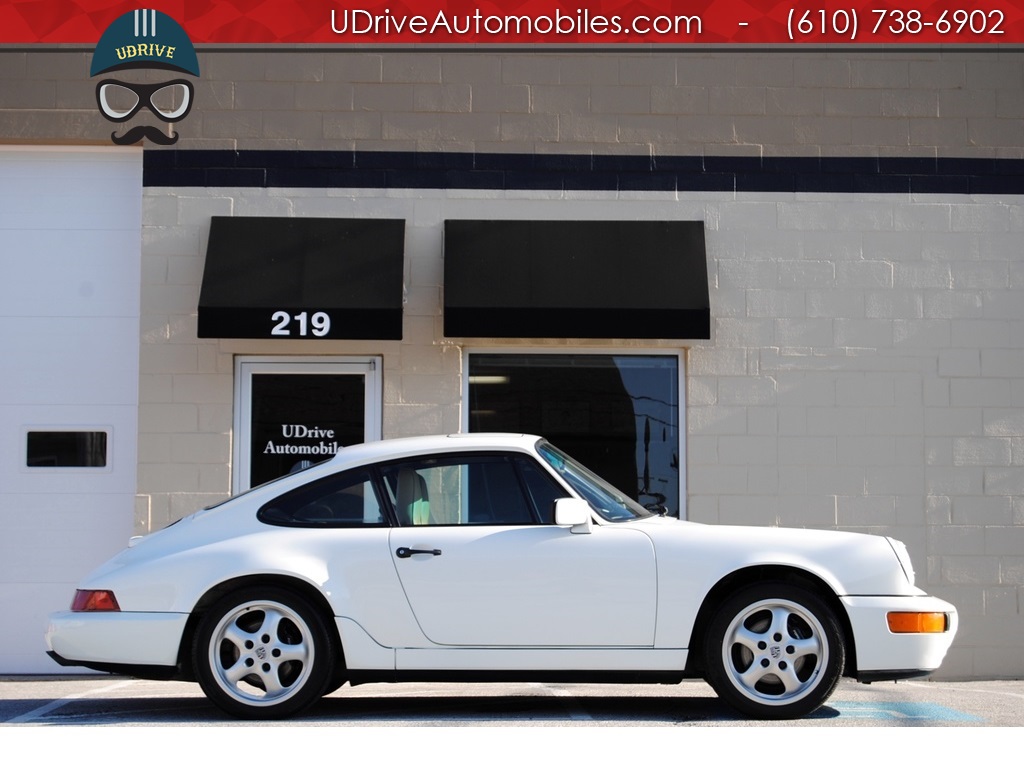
[
  {"x1": 193, "y1": 587, "x2": 335, "y2": 719},
  {"x1": 703, "y1": 582, "x2": 844, "y2": 719}
]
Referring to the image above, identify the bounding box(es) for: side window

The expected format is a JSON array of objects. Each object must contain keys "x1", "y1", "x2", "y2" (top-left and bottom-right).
[
  {"x1": 516, "y1": 457, "x2": 567, "y2": 524},
  {"x1": 380, "y1": 454, "x2": 541, "y2": 526},
  {"x1": 258, "y1": 469, "x2": 385, "y2": 527}
]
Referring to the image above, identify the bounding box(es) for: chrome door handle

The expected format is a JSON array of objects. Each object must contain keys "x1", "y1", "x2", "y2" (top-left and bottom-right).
[{"x1": 396, "y1": 547, "x2": 442, "y2": 559}]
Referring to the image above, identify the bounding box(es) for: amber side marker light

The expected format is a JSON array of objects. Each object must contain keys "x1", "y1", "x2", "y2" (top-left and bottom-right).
[
  {"x1": 887, "y1": 612, "x2": 948, "y2": 633},
  {"x1": 71, "y1": 589, "x2": 120, "y2": 612}
]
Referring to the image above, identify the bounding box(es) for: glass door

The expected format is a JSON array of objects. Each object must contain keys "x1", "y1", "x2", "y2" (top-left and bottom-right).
[{"x1": 234, "y1": 357, "x2": 382, "y2": 491}]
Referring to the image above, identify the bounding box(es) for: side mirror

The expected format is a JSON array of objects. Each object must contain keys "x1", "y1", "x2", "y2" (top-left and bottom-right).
[{"x1": 554, "y1": 498, "x2": 592, "y2": 534}]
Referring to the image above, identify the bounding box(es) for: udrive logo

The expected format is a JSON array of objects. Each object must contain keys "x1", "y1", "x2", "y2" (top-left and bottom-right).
[{"x1": 90, "y1": 9, "x2": 200, "y2": 145}]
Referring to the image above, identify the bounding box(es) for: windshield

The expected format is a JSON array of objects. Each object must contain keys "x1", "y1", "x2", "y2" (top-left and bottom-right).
[{"x1": 537, "y1": 441, "x2": 653, "y2": 522}]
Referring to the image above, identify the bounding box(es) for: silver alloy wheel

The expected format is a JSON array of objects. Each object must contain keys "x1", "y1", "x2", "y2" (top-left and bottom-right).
[
  {"x1": 721, "y1": 597, "x2": 828, "y2": 707},
  {"x1": 207, "y1": 598, "x2": 316, "y2": 707}
]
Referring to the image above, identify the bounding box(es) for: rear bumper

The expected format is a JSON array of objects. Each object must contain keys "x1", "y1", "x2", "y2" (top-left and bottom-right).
[
  {"x1": 46, "y1": 610, "x2": 189, "y2": 669},
  {"x1": 47, "y1": 650, "x2": 180, "y2": 680},
  {"x1": 841, "y1": 594, "x2": 958, "y2": 677}
]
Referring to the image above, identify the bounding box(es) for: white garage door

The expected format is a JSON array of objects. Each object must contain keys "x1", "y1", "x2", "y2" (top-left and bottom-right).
[{"x1": 0, "y1": 147, "x2": 142, "y2": 673}]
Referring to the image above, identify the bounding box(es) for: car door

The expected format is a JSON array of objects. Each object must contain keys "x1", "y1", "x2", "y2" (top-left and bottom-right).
[{"x1": 382, "y1": 453, "x2": 658, "y2": 647}]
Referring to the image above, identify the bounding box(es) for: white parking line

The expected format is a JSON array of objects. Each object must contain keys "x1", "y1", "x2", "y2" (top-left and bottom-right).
[
  {"x1": 904, "y1": 680, "x2": 1024, "y2": 701},
  {"x1": 6, "y1": 679, "x2": 137, "y2": 724}
]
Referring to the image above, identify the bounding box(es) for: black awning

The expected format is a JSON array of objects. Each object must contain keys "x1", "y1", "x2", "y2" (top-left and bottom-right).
[
  {"x1": 198, "y1": 217, "x2": 404, "y2": 340},
  {"x1": 443, "y1": 220, "x2": 710, "y2": 339}
]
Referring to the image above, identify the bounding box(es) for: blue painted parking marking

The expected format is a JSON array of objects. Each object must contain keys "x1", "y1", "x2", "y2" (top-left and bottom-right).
[{"x1": 824, "y1": 701, "x2": 983, "y2": 723}]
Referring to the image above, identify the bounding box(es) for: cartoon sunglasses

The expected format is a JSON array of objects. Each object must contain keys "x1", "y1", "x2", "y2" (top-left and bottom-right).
[{"x1": 95, "y1": 79, "x2": 194, "y2": 122}]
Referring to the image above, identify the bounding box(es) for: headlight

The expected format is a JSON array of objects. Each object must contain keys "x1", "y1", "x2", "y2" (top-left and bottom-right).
[{"x1": 886, "y1": 537, "x2": 915, "y2": 586}]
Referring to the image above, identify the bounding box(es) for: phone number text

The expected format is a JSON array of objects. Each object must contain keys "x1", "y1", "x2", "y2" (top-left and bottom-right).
[{"x1": 787, "y1": 7, "x2": 1006, "y2": 41}]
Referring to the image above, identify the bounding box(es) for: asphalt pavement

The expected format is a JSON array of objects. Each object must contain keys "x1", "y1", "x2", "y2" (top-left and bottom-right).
[
  {"x1": 2, "y1": 674, "x2": 1022, "y2": 725},
  {"x1": 2, "y1": 676, "x2": 1020, "y2": 766}
]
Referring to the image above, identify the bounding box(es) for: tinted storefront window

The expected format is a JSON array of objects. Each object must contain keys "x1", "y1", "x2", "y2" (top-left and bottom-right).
[{"x1": 468, "y1": 354, "x2": 680, "y2": 517}]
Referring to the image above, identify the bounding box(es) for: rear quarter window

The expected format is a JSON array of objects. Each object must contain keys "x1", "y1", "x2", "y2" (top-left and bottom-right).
[{"x1": 258, "y1": 469, "x2": 386, "y2": 527}]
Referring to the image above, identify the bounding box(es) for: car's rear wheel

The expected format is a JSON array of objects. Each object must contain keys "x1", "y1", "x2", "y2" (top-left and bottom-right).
[
  {"x1": 703, "y1": 583, "x2": 844, "y2": 719},
  {"x1": 193, "y1": 587, "x2": 335, "y2": 719}
]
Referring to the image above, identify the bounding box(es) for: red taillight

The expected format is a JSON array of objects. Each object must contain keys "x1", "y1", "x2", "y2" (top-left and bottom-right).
[{"x1": 71, "y1": 589, "x2": 120, "y2": 612}]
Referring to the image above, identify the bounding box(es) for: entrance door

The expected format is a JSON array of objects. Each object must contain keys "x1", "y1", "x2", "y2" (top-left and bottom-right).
[{"x1": 234, "y1": 357, "x2": 381, "y2": 491}]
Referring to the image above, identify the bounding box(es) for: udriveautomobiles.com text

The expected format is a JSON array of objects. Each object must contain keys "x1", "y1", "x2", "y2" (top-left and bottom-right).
[{"x1": 330, "y1": 8, "x2": 703, "y2": 37}]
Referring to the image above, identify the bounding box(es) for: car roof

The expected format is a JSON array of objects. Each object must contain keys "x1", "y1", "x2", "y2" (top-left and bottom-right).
[{"x1": 325, "y1": 433, "x2": 541, "y2": 468}]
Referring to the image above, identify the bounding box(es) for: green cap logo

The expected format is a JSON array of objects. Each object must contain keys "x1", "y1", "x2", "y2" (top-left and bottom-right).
[{"x1": 90, "y1": 9, "x2": 199, "y2": 77}]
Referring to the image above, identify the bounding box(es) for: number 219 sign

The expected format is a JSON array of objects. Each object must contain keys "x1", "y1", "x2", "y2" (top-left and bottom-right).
[{"x1": 270, "y1": 310, "x2": 332, "y2": 337}]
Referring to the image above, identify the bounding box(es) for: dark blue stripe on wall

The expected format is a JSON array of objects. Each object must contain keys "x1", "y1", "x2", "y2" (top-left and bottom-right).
[{"x1": 143, "y1": 150, "x2": 1024, "y2": 195}]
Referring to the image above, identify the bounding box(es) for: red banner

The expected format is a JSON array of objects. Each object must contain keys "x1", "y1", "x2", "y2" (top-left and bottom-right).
[{"x1": 3, "y1": 0, "x2": 1023, "y2": 44}]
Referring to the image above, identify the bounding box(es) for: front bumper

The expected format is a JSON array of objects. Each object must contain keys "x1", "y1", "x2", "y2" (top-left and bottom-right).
[
  {"x1": 841, "y1": 594, "x2": 958, "y2": 678},
  {"x1": 46, "y1": 610, "x2": 189, "y2": 670}
]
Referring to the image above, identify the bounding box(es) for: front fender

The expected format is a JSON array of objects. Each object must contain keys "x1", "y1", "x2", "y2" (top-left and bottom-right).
[{"x1": 637, "y1": 521, "x2": 916, "y2": 649}]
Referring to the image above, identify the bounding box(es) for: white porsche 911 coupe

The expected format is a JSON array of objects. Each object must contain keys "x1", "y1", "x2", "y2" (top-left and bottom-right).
[{"x1": 47, "y1": 434, "x2": 956, "y2": 720}]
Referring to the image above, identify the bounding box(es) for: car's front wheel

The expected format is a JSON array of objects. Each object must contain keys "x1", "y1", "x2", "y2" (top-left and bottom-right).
[
  {"x1": 193, "y1": 587, "x2": 335, "y2": 719},
  {"x1": 703, "y1": 583, "x2": 844, "y2": 719}
]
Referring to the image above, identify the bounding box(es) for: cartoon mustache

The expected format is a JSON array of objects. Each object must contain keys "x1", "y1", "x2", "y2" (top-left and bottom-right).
[{"x1": 110, "y1": 125, "x2": 179, "y2": 145}]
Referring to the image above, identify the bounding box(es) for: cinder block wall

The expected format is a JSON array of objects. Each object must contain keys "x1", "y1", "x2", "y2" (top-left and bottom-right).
[
  {"x1": 693, "y1": 192, "x2": 1024, "y2": 680},
  {"x1": 3, "y1": 48, "x2": 1023, "y2": 679},
  {"x1": 4, "y1": 49, "x2": 1020, "y2": 156}
]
